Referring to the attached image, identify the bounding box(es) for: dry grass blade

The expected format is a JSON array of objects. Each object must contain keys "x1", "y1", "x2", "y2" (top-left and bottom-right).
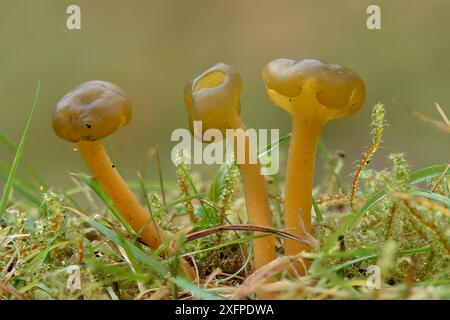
[
  {"x1": 135, "y1": 286, "x2": 170, "y2": 300},
  {"x1": 230, "y1": 254, "x2": 302, "y2": 299},
  {"x1": 203, "y1": 268, "x2": 222, "y2": 288},
  {"x1": 435, "y1": 102, "x2": 450, "y2": 126},
  {"x1": 0, "y1": 281, "x2": 29, "y2": 300},
  {"x1": 400, "y1": 101, "x2": 450, "y2": 134}
]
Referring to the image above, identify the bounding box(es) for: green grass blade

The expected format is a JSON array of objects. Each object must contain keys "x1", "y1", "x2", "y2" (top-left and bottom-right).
[
  {"x1": 408, "y1": 188, "x2": 450, "y2": 207},
  {"x1": 25, "y1": 241, "x2": 68, "y2": 272},
  {"x1": 312, "y1": 197, "x2": 323, "y2": 223},
  {"x1": 208, "y1": 158, "x2": 234, "y2": 204},
  {"x1": 258, "y1": 133, "x2": 291, "y2": 158},
  {"x1": 0, "y1": 132, "x2": 47, "y2": 189},
  {"x1": 136, "y1": 168, "x2": 162, "y2": 243},
  {"x1": 88, "y1": 259, "x2": 150, "y2": 282},
  {"x1": 70, "y1": 173, "x2": 134, "y2": 235},
  {"x1": 0, "y1": 161, "x2": 42, "y2": 206},
  {"x1": 320, "y1": 189, "x2": 386, "y2": 253},
  {"x1": 0, "y1": 80, "x2": 40, "y2": 218},
  {"x1": 325, "y1": 246, "x2": 432, "y2": 275},
  {"x1": 0, "y1": 160, "x2": 36, "y2": 192},
  {"x1": 172, "y1": 277, "x2": 221, "y2": 300},
  {"x1": 154, "y1": 193, "x2": 204, "y2": 216},
  {"x1": 84, "y1": 217, "x2": 169, "y2": 277},
  {"x1": 409, "y1": 164, "x2": 450, "y2": 184}
]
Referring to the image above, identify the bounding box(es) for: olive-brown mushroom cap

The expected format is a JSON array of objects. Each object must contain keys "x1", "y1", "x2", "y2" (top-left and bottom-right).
[
  {"x1": 53, "y1": 81, "x2": 132, "y2": 142},
  {"x1": 263, "y1": 58, "x2": 365, "y2": 118},
  {"x1": 184, "y1": 63, "x2": 242, "y2": 138}
]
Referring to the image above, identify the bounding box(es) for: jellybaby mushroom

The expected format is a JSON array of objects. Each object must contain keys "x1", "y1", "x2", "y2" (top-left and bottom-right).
[
  {"x1": 53, "y1": 80, "x2": 194, "y2": 278},
  {"x1": 183, "y1": 63, "x2": 276, "y2": 271},
  {"x1": 263, "y1": 59, "x2": 366, "y2": 273}
]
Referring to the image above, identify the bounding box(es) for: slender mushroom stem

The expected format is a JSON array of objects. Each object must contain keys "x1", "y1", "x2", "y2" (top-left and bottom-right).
[
  {"x1": 78, "y1": 140, "x2": 161, "y2": 247},
  {"x1": 263, "y1": 58, "x2": 366, "y2": 274},
  {"x1": 184, "y1": 63, "x2": 277, "y2": 273},
  {"x1": 228, "y1": 115, "x2": 276, "y2": 270},
  {"x1": 77, "y1": 140, "x2": 194, "y2": 278},
  {"x1": 284, "y1": 116, "x2": 324, "y2": 271},
  {"x1": 54, "y1": 81, "x2": 195, "y2": 279}
]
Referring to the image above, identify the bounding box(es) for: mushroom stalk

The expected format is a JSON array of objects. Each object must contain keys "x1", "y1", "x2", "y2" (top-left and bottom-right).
[
  {"x1": 263, "y1": 58, "x2": 366, "y2": 274},
  {"x1": 53, "y1": 80, "x2": 194, "y2": 279},
  {"x1": 228, "y1": 115, "x2": 276, "y2": 270},
  {"x1": 284, "y1": 116, "x2": 323, "y2": 269},
  {"x1": 77, "y1": 140, "x2": 161, "y2": 247},
  {"x1": 183, "y1": 63, "x2": 277, "y2": 272},
  {"x1": 78, "y1": 140, "x2": 194, "y2": 278}
]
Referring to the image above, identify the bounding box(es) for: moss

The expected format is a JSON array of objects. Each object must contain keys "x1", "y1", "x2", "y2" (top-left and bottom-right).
[{"x1": 0, "y1": 104, "x2": 449, "y2": 300}]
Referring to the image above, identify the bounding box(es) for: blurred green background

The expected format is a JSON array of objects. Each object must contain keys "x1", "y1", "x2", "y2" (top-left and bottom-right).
[{"x1": 0, "y1": 0, "x2": 449, "y2": 190}]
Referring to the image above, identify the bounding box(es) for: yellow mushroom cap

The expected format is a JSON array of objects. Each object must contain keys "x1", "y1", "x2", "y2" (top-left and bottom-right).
[
  {"x1": 184, "y1": 63, "x2": 242, "y2": 138},
  {"x1": 53, "y1": 81, "x2": 132, "y2": 142},
  {"x1": 263, "y1": 58, "x2": 365, "y2": 119}
]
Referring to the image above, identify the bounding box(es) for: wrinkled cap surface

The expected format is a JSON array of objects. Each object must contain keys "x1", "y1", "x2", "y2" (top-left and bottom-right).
[
  {"x1": 263, "y1": 58, "x2": 365, "y2": 118},
  {"x1": 184, "y1": 63, "x2": 242, "y2": 136},
  {"x1": 53, "y1": 81, "x2": 132, "y2": 142}
]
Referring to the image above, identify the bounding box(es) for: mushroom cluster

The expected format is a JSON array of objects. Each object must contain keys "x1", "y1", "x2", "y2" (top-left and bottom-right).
[
  {"x1": 53, "y1": 58, "x2": 365, "y2": 281},
  {"x1": 182, "y1": 60, "x2": 365, "y2": 274}
]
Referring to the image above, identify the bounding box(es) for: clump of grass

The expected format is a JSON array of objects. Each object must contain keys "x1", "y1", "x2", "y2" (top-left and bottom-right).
[{"x1": 0, "y1": 98, "x2": 449, "y2": 300}]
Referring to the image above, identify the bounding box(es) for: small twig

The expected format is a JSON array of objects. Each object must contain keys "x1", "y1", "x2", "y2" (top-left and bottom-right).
[
  {"x1": 399, "y1": 100, "x2": 450, "y2": 134},
  {"x1": 185, "y1": 224, "x2": 308, "y2": 244},
  {"x1": 203, "y1": 268, "x2": 222, "y2": 288},
  {"x1": 0, "y1": 281, "x2": 28, "y2": 300},
  {"x1": 199, "y1": 199, "x2": 247, "y2": 260},
  {"x1": 190, "y1": 256, "x2": 200, "y2": 286}
]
